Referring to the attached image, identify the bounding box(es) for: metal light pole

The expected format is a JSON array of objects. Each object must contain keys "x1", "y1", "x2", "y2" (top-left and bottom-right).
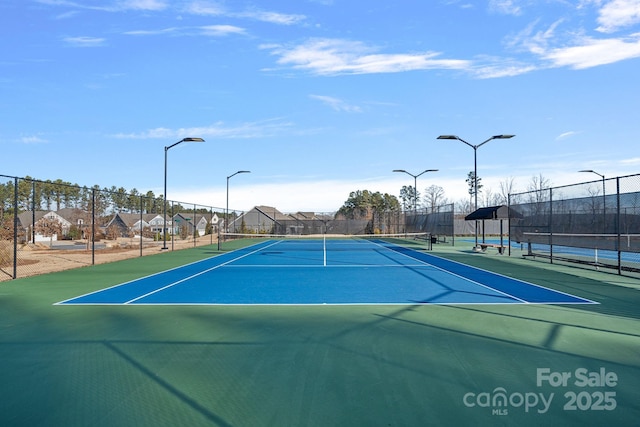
[
  {"x1": 163, "y1": 137, "x2": 204, "y2": 250},
  {"x1": 437, "y1": 134, "x2": 514, "y2": 248},
  {"x1": 579, "y1": 169, "x2": 606, "y2": 232},
  {"x1": 393, "y1": 169, "x2": 438, "y2": 213},
  {"x1": 226, "y1": 170, "x2": 251, "y2": 235}
]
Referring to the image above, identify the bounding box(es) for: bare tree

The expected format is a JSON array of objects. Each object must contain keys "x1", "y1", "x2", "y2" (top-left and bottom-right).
[
  {"x1": 584, "y1": 185, "x2": 604, "y2": 214},
  {"x1": 455, "y1": 198, "x2": 472, "y2": 215},
  {"x1": 481, "y1": 189, "x2": 501, "y2": 207},
  {"x1": 34, "y1": 217, "x2": 63, "y2": 247},
  {"x1": 422, "y1": 185, "x2": 446, "y2": 212},
  {"x1": 527, "y1": 174, "x2": 552, "y2": 204},
  {"x1": 498, "y1": 176, "x2": 518, "y2": 205}
]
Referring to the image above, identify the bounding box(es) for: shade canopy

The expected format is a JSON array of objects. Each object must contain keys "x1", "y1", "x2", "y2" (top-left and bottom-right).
[{"x1": 464, "y1": 205, "x2": 523, "y2": 221}]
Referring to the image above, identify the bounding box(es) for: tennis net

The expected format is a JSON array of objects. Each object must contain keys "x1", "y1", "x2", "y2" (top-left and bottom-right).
[
  {"x1": 521, "y1": 232, "x2": 640, "y2": 252},
  {"x1": 520, "y1": 232, "x2": 640, "y2": 273},
  {"x1": 219, "y1": 232, "x2": 433, "y2": 251}
]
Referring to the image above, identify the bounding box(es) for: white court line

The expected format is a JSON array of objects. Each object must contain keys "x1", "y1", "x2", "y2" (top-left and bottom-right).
[
  {"x1": 233, "y1": 239, "x2": 530, "y2": 302},
  {"x1": 368, "y1": 240, "x2": 533, "y2": 303},
  {"x1": 377, "y1": 241, "x2": 598, "y2": 304},
  {"x1": 323, "y1": 234, "x2": 326, "y2": 266},
  {"x1": 54, "y1": 239, "x2": 275, "y2": 305},
  {"x1": 222, "y1": 263, "x2": 430, "y2": 268},
  {"x1": 123, "y1": 240, "x2": 283, "y2": 304}
]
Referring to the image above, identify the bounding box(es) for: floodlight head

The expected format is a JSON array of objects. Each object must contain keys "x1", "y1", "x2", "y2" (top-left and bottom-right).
[
  {"x1": 228, "y1": 170, "x2": 251, "y2": 179},
  {"x1": 579, "y1": 169, "x2": 604, "y2": 179},
  {"x1": 166, "y1": 137, "x2": 205, "y2": 150}
]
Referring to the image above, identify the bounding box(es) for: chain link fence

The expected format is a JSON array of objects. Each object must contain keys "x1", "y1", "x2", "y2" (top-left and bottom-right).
[
  {"x1": 224, "y1": 206, "x2": 406, "y2": 236},
  {"x1": 405, "y1": 203, "x2": 455, "y2": 245},
  {"x1": 509, "y1": 173, "x2": 640, "y2": 276},
  {"x1": 0, "y1": 175, "x2": 225, "y2": 281},
  {"x1": 1, "y1": 175, "x2": 441, "y2": 280}
]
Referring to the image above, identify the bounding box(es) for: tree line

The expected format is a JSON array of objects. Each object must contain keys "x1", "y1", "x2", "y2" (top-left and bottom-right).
[
  {"x1": 0, "y1": 176, "x2": 213, "y2": 217},
  {"x1": 339, "y1": 173, "x2": 553, "y2": 217}
]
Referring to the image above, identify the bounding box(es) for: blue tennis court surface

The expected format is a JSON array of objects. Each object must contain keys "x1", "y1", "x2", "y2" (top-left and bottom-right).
[{"x1": 57, "y1": 238, "x2": 597, "y2": 306}]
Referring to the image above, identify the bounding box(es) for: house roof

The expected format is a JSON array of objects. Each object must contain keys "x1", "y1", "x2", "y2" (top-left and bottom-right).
[
  {"x1": 464, "y1": 205, "x2": 523, "y2": 220},
  {"x1": 110, "y1": 212, "x2": 159, "y2": 227},
  {"x1": 254, "y1": 206, "x2": 291, "y2": 221},
  {"x1": 56, "y1": 208, "x2": 87, "y2": 220},
  {"x1": 174, "y1": 212, "x2": 209, "y2": 223},
  {"x1": 16, "y1": 211, "x2": 48, "y2": 227},
  {"x1": 17, "y1": 209, "x2": 83, "y2": 226},
  {"x1": 289, "y1": 211, "x2": 330, "y2": 220}
]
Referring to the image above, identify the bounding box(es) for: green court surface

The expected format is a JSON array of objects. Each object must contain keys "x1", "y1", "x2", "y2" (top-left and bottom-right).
[{"x1": 1, "y1": 241, "x2": 639, "y2": 426}]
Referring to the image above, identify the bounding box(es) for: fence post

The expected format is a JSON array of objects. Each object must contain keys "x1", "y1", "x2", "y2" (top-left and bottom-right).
[
  {"x1": 171, "y1": 201, "x2": 174, "y2": 251},
  {"x1": 616, "y1": 177, "x2": 621, "y2": 275},
  {"x1": 549, "y1": 187, "x2": 554, "y2": 263},
  {"x1": 140, "y1": 197, "x2": 144, "y2": 257},
  {"x1": 31, "y1": 180, "x2": 36, "y2": 244},
  {"x1": 13, "y1": 177, "x2": 18, "y2": 279},
  {"x1": 92, "y1": 187, "x2": 96, "y2": 265}
]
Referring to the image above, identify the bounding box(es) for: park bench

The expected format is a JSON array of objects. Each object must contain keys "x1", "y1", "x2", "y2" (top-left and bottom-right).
[{"x1": 478, "y1": 243, "x2": 506, "y2": 254}]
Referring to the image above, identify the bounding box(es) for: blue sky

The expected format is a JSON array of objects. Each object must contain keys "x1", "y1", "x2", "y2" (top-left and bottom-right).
[{"x1": 2, "y1": 0, "x2": 640, "y2": 212}]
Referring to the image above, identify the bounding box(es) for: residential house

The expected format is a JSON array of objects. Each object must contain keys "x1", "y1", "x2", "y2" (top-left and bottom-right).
[
  {"x1": 17, "y1": 209, "x2": 76, "y2": 243},
  {"x1": 172, "y1": 212, "x2": 211, "y2": 237},
  {"x1": 229, "y1": 207, "x2": 334, "y2": 235},
  {"x1": 103, "y1": 212, "x2": 159, "y2": 238},
  {"x1": 229, "y1": 206, "x2": 287, "y2": 234}
]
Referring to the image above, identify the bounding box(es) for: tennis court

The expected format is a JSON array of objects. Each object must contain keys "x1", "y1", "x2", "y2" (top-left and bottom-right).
[
  {"x1": 2, "y1": 239, "x2": 639, "y2": 426},
  {"x1": 57, "y1": 237, "x2": 594, "y2": 306}
]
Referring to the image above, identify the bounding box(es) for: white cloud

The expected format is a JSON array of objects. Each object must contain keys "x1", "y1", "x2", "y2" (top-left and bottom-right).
[
  {"x1": 175, "y1": 178, "x2": 407, "y2": 213},
  {"x1": 124, "y1": 25, "x2": 245, "y2": 37},
  {"x1": 63, "y1": 36, "x2": 106, "y2": 47},
  {"x1": 199, "y1": 25, "x2": 246, "y2": 37},
  {"x1": 118, "y1": 0, "x2": 167, "y2": 11},
  {"x1": 237, "y1": 9, "x2": 306, "y2": 25},
  {"x1": 309, "y1": 95, "x2": 362, "y2": 113},
  {"x1": 508, "y1": 19, "x2": 565, "y2": 56},
  {"x1": 20, "y1": 135, "x2": 48, "y2": 144},
  {"x1": 262, "y1": 38, "x2": 470, "y2": 76},
  {"x1": 556, "y1": 131, "x2": 579, "y2": 140},
  {"x1": 124, "y1": 27, "x2": 178, "y2": 36},
  {"x1": 38, "y1": 0, "x2": 167, "y2": 12},
  {"x1": 620, "y1": 157, "x2": 640, "y2": 165},
  {"x1": 596, "y1": 0, "x2": 640, "y2": 33},
  {"x1": 183, "y1": 1, "x2": 225, "y2": 16},
  {"x1": 511, "y1": 16, "x2": 640, "y2": 69},
  {"x1": 489, "y1": 0, "x2": 522, "y2": 16},
  {"x1": 54, "y1": 10, "x2": 79, "y2": 19},
  {"x1": 184, "y1": 2, "x2": 304, "y2": 25},
  {"x1": 113, "y1": 119, "x2": 293, "y2": 140},
  {"x1": 170, "y1": 156, "x2": 640, "y2": 213},
  {"x1": 542, "y1": 34, "x2": 640, "y2": 68},
  {"x1": 471, "y1": 61, "x2": 537, "y2": 78}
]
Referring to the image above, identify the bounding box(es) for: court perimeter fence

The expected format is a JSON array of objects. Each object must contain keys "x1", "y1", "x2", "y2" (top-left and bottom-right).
[
  {"x1": 0, "y1": 175, "x2": 234, "y2": 281},
  {"x1": 1, "y1": 175, "x2": 456, "y2": 281},
  {"x1": 509, "y1": 173, "x2": 640, "y2": 277},
  {"x1": 242, "y1": 203, "x2": 455, "y2": 241},
  {"x1": 404, "y1": 203, "x2": 455, "y2": 244}
]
